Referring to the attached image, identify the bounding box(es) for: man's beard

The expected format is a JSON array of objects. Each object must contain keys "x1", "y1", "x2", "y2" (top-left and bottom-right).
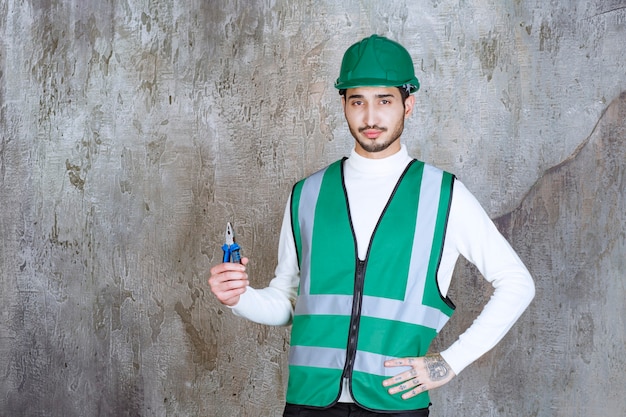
[{"x1": 350, "y1": 120, "x2": 405, "y2": 154}]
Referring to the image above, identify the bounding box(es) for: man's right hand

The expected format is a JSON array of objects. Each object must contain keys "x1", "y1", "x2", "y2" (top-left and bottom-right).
[{"x1": 208, "y1": 258, "x2": 249, "y2": 306}]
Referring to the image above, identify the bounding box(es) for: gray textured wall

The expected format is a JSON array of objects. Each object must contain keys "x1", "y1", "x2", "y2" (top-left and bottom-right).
[{"x1": 1, "y1": 1, "x2": 624, "y2": 416}]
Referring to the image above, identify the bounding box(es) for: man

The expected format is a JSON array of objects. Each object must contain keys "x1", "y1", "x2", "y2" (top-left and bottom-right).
[{"x1": 209, "y1": 34, "x2": 535, "y2": 416}]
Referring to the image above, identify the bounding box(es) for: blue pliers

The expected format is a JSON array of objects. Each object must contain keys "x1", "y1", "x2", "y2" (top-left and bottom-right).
[{"x1": 222, "y1": 222, "x2": 242, "y2": 263}]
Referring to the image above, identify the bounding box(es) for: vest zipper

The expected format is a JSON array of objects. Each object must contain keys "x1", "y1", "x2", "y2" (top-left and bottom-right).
[
  {"x1": 339, "y1": 160, "x2": 413, "y2": 388},
  {"x1": 342, "y1": 258, "x2": 366, "y2": 380}
]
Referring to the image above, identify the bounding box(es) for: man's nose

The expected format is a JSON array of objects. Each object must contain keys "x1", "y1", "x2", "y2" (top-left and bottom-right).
[{"x1": 364, "y1": 105, "x2": 377, "y2": 127}]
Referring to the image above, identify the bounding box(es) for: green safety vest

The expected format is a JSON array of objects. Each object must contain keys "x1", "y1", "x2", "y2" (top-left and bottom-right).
[{"x1": 287, "y1": 158, "x2": 456, "y2": 412}]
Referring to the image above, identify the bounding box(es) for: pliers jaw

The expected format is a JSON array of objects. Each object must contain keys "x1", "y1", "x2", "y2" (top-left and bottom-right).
[{"x1": 222, "y1": 222, "x2": 242, "y2": 263}]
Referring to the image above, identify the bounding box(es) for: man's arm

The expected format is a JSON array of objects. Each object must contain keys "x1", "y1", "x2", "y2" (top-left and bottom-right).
[
  {"x1": 383, "y1": 181, "x2": 535, "y2": 397},
  {"x1": 209, "y1": 197, "x2": 299, "y2": 326},
  {"x1": 438, "y1": 181, "x2": 535, "y2": 374}
]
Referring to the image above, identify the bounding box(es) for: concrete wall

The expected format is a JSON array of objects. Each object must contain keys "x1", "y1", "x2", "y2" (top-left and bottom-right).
[{"x1": 1, "y1": 1, "x2": 624, "y2": 416}]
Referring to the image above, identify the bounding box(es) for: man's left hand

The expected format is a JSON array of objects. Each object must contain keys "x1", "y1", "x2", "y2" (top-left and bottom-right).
[{"x1": 382, "y1": 353, "x2": 456, "y2": 399}]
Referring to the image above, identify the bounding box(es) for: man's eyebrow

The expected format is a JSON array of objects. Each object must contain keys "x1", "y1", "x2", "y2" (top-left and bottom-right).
[{"x1": 346, "y1": 93, "x2": 396, "y2": 100}]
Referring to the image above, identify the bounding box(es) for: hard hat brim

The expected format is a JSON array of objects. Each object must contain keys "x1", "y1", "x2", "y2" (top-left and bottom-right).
[{"x1": 334, "y1": 77, "x2": 419, "y2": 93}]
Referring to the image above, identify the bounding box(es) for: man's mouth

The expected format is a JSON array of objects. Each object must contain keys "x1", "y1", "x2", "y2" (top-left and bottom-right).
[{"x1": 359, "y1": 126, "x2": 386, "y2": 139}]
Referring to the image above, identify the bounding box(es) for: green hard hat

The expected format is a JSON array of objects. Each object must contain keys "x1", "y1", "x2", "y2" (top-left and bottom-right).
[{"x1": 335, "y1": 34, "x2": 420, "y2": 93}]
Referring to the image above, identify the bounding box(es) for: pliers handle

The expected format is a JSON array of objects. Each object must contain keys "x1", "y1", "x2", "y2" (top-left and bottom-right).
[{"x1": 222, "y1": 222, "x2": 242, "y2": 263}]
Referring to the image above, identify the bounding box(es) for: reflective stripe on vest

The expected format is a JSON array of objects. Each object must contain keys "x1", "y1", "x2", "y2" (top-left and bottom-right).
[{"x1": 287, "y1": 158, "x2": 455, "y2": 411}]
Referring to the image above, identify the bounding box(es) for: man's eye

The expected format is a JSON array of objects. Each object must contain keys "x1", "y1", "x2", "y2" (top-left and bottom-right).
[{"x1": 380, "y1": 100, "x2": 390, "y2": 104}]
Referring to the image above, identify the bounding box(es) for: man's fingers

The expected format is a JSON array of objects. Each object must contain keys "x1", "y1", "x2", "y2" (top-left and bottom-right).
[
  {"x1": 384, "y1": 358, "x2": 415, "y2": 367},
  {"x1": 382, "y1": 354, "x2": 455, "y2": 398},
  {"x1": 210, "y1": 273, "x2": 248, "y2": 294},
  {"x1": 223, "y1": 276, "x2": 249, "y2": 290},
  {"x1": 385, "y1": 374, "x2": 421, "y2": 393},
  {"x1": 220, "y1": 286, "x2": 248, "y2": 304},
  {"x1": 208, "y1": 261, "x2": 249, "y2": 306},
  {"x1": 382, "y1": 369, "x2": 413, "y2": 387},
  {"x1": 212, "y1": 282, "x2": 248, "y2": 306},
  {"x1": 401, "y1": 385, "x2": 427, "y2": 400},
  {"x1": 382, "y1": 358, "x2": 420, "y2": 388},
  {"x1": 210, "y1": 261, "x2": 246, "y2": 275},
  {"x1": 217, "y1": 269, "x2": 248, "y2": 284},
  {"x1": 208, "y1": 264, "x2": 248, "y2": 286}
]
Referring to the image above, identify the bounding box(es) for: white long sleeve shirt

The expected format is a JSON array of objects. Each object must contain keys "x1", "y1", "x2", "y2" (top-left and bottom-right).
[{"x1": 231, "y1": 145, "x2": 535, "y2": 381}]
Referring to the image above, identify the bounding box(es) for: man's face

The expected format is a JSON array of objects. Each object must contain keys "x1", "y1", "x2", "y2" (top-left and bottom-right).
[{"x1": 342, "y1": 87, "x2": 415, "y2": 159}]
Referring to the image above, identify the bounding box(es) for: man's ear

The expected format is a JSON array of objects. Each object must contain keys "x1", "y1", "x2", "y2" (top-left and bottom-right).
[{"x1": 404, "y1": 94, "x2": 416, "y2": 118}]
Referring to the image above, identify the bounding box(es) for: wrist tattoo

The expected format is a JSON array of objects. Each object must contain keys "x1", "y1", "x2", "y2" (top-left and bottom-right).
[{"x1": 424, "y1": 355, "x2": 450, "y2": 381}]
